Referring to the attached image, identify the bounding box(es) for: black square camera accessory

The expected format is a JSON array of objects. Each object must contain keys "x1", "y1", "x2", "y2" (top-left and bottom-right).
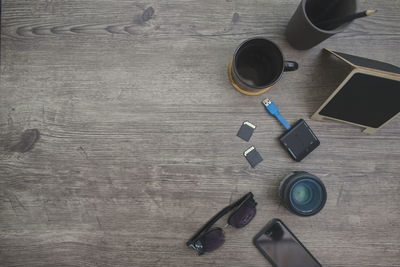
[{"x1": 279, "y1": 119, "x2": 320, "y2": 162}]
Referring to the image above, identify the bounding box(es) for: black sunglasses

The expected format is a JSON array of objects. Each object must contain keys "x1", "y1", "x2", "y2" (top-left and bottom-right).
[{"x1": 186, "y1": 192, "x2": 257, "y2": 255}]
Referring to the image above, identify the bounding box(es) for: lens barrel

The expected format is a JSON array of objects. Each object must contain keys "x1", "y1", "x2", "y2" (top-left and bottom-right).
[{"x1": 279, "y1": 171, "x2": 327, "y2": 216}]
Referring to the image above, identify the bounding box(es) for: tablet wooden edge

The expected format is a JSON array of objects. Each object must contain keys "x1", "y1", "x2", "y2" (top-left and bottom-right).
[
  {"x1": 324, "y1": 48, "x2": 400, "y2": 78},
  {"x1": 311, "y1": 68, "x2": 400, "y2": 134}
]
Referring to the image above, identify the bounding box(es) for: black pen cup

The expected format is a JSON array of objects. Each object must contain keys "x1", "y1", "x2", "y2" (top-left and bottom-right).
[{"x1": 285, "y1": 0, "x2": 357, "y2": 50}]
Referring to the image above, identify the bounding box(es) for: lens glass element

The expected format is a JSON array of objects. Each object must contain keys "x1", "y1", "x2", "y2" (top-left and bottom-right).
[
  {"x1": 292, "y1": 184, "x2": 312, "y2": 204},
  {"x1": 289, "y1": 179, "x2": 323, "y2": 214}
]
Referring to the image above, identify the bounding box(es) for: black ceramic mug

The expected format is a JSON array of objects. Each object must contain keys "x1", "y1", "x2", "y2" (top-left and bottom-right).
[
  {"x1": 286, "y1": 0, "x2": 357, "y2": 50},
  {"x1": 228, "y1": 37, "x2": 298, "y2": 96}
]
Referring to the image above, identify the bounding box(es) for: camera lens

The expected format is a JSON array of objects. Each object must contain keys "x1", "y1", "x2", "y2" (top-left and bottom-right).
[{"x1": 279, "y1": 172, "x2": 327, "y2": 216}]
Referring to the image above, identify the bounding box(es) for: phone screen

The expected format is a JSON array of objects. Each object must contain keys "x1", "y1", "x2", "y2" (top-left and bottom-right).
[{"x1": 254, "y1": 219, "x2": 321, "y2": 267}]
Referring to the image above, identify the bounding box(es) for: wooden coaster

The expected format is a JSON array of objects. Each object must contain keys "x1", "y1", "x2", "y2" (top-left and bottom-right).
[{"x1": 228, "y1": 59, "x2": 272, "y2": 96}]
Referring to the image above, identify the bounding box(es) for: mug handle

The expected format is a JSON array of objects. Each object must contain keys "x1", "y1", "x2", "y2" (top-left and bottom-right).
[{"x1": 284, "y1": 61, "x2": 298, "y2": 71}]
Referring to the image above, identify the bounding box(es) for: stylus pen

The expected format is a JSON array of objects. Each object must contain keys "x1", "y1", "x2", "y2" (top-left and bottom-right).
[{"x1": 316, "y1": 10, "x2": 377, "y2": 28}]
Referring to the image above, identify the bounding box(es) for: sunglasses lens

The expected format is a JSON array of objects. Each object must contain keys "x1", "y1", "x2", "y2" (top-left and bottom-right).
[
  {"x1": 199, "y1": 228, "x2": 225, "y2": 253},
  {"x1": 228, "y1": 202, "x2": 256, "y2": 228}
]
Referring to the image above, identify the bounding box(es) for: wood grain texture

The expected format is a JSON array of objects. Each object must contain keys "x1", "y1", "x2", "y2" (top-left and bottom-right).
[{"x1": 0, "y1": 0, "x2": 399, "y2": 266}]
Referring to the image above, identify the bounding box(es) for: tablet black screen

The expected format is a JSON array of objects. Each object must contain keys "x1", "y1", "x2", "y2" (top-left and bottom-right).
[{"x1": 320, "y1": 73, "x2": 400, "y2": 128}]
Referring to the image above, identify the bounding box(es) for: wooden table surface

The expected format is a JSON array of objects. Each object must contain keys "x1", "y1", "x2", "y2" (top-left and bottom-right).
[{"x1": 1, "y1": 0, "x2": 399, "y2": 266}]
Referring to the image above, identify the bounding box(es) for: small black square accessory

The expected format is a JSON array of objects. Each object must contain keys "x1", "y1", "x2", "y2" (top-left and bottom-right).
[
  {"x1": 243, "y1": 146, "x2": 263, "y2": 168},
  {"x1": 279, "y1": 119, "x2": 320, "y2": 162},
  {"x1": 237, "y1": 121, "x2": 256, "y2": 142}
]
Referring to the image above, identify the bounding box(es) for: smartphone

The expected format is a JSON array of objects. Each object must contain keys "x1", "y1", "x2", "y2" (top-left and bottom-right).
[{"x1": 253, "y1": 219, "x2": 322, "y2": 267}]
